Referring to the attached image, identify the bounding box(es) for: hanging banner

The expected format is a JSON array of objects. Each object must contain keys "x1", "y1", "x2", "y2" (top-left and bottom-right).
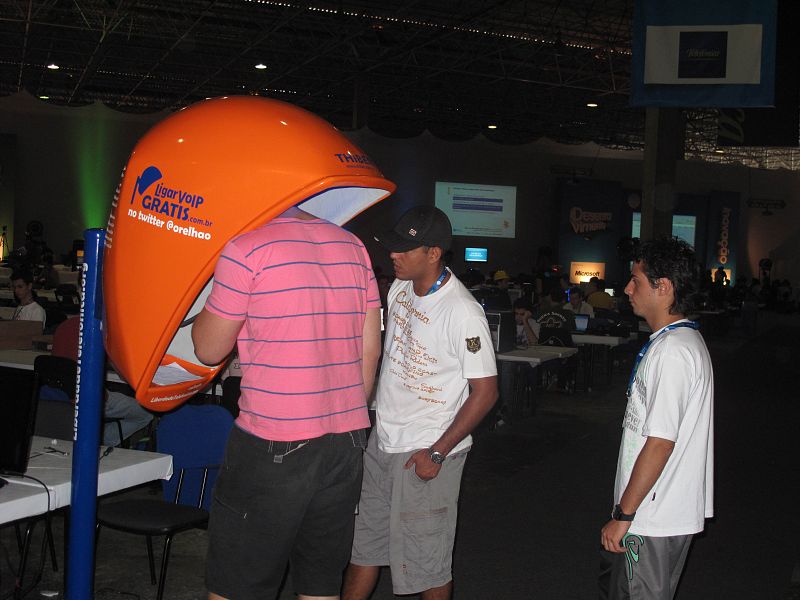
[
  {"x1": 631, "y1": 0, "x2": 777, "y2": 107},
  {"x1": 716, "y1": 1, "x2": 800, "y2": 147},
  {"x1": 705, "y1": 191, "x2": 739, "y2": 282}
]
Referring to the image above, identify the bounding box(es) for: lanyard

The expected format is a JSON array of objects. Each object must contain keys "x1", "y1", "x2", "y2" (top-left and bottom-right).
[
  {"x1": 425, "y1": 268, "x2": 448, "y2": 296},
  {"x1": 626, "y1": 320, "x2": 699, "y2": 398}
]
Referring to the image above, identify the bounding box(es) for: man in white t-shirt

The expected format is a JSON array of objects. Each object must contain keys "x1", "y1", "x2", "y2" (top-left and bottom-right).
[
  {"x1": 11, "y1": 270, "x2": 46, "y2": 330},
  {"x1": 600, "y1": 237, "x2": 714, "y2": 600},
  {"x1": 344, "y1": 206, "x2": 498, "y2": 600},
  {"x1": 563, "y1": 286, "x2": 595, "y2": 317}
]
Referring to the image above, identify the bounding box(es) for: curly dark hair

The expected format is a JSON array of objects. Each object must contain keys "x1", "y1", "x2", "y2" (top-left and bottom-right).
[
  {"x1": 10, "y1": 269, "x2": 34, "y2": 284},
  {"x1": 633, "y1": 237, "x2": 698, "y2": 315}
]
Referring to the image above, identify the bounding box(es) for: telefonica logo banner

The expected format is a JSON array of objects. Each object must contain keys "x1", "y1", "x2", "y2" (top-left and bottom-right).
[
  {"x1": 717, "y1": 206, "x2": 731, "y2": 265},
  {"x1": 126, "y1": 165, "x2": 214, "y2": 241},
  {"x1": 570, "y1": 207, "x2": 612, "y2": 234}
]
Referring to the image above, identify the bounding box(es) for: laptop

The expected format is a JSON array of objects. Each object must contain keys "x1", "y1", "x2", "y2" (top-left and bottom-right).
[
  {"x1": 573, "y1": 313, "x2": 589, "y2": 333},
  {"x1": 0, "y1": 371, "x2": 40, "y2": 484}
]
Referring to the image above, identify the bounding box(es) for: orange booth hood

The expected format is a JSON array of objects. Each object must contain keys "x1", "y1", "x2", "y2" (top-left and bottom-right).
[{"x1": 103, "y1": 96, "x2": 395, "y2": 412}]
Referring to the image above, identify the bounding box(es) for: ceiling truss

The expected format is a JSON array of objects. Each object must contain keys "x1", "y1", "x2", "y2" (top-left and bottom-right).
[{"x1": 0, "y1": 0, "x2": 797, "y2": 169}]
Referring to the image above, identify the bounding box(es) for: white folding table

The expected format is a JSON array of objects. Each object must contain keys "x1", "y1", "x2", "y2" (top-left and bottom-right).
[
  {"x1": 1, "y1": 436, "x2": 173, "y2": 525},
  {"x1": 495, "y1": 345, "x2": 579, "y2": 422}
]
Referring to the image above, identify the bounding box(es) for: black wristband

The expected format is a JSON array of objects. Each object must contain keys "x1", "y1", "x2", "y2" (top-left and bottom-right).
[{"x1": 612, "y1": 504, "x2": 636, "y2": 522}]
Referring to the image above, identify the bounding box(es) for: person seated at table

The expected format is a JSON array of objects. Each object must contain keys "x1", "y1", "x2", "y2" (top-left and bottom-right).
[
  {"x1": 52, "y1": 317, "x2": 153, "y2": 446},
  {"x1": 532, "y1": 290, "x2": 576, "y2": 392},
  {"x1": 10, "y1": 270, "x2": 46, "y2": 330},
  {"x1": 513, "y1": 297, "x2": 538, "y2": 346},
  {"x1": 586, "y1": 277, "x2": 614, "y2": 310},
  {"x1": 481, "y1": 270, "x2": 512, "y2": 310},
  {"x1": 36, "y1": 251, "x2": 61, "y2": 290},
  {"x1": 563, "y1": 286, "x2": 595, "y2": 318},
  {"x1": 534, "y1": 288, "x2": 576, "y2": 332}
]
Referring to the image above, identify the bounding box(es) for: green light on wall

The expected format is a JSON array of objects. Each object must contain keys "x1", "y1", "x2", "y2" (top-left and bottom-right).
[{"x1": 75, "y1": 118, "x2": 115, "y2": 228}]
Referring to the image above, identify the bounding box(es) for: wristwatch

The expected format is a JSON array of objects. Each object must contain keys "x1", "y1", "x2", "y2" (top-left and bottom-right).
[
  {"x1": 429, "y1": 448, "x2": 446, "y2": 464},
  {"x1": 612, "y1": 504, "x2": 636, "y2": 522}
]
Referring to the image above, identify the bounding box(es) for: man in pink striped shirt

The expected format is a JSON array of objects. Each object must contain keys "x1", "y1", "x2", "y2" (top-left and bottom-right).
[{"x1": 192, "y1": 206, "x2": 382, "y2": 600}]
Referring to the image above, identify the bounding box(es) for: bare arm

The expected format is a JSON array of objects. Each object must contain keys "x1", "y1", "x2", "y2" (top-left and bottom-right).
[
  {"x1": 601, "y1": 436, "x2": 675, "y2": 552},
  {"x1": 191, "y1": 308, "x2": 245, "y2": 365},
  {"x1": 361, "y1": 307, "x2": 382, "y2": 400},
  {"x1": 406, "y1": 375, "x2": 498, "y2": 480},
  {"x1": 522, "y1": 314, "x2": 538, "y2": 345}
]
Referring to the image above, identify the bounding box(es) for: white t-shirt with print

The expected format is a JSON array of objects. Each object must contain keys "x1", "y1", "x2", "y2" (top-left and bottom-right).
[
  {"x1": 614, "y1": 319, "x2": 714, "y2": 536},
  {"x1": 562, "y1": 301, "x2": 595, "y2": 317},
  {"x1": 13, "y1": 302, "x2": 46, "y2": 329},
  {"x1": 376, "y1": 270, "x2": 497, "y2": 454}
]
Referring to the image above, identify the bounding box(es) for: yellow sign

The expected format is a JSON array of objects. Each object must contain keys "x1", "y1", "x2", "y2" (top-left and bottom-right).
[{"x1": 570, "y1": 261, "x2": 605, "y2": 283}]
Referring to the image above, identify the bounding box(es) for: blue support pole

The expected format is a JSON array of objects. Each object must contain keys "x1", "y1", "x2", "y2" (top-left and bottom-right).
[{"x1": 66, "y1": 229, "x2": 105, "y2": 600}]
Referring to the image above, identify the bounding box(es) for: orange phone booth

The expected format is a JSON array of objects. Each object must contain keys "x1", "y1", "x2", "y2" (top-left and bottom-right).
[{"x1": 103, "y1": 96, "x2": 395, "y2": 411}]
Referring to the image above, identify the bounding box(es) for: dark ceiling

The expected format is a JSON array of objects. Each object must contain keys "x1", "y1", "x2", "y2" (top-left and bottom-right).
[{"x1": 0, "y1": 0, "x2": 644, "y2": 146}]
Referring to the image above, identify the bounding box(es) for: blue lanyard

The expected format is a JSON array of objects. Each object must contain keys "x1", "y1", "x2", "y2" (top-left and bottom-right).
[
  {"x1": 426, "y1": 268, "x2": 448, "y2": 296},
  {"x1": 626, "y1": 320, "x2": 699, "y2": 398}
]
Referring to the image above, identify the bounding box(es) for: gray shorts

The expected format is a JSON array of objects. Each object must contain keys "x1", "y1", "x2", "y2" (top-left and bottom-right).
[
  {"x1": 599, "y1": 533, "x2": 693, "y2": 600},
  {"x1": 351, "y1": 433, "x2": 468, "y2": 595}
]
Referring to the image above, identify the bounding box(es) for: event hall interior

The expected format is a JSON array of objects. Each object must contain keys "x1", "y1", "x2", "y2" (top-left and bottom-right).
[{"x1": 1, "y1": 1, "x2": 799, "y2": 599}]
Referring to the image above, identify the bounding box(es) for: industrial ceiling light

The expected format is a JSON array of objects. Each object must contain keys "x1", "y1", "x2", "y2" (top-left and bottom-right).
[
  {"x1": 255, "y1": 63, "x2": 267, "y2": 70},
  {"x1": 38, "y1": 95, "x2": 49, "y2": 99},
  {"x1": 47, "y1": 63, "x2": 59, "y2": 70},
  {"x1": 487, "y1": 124, "x2": 498, "y2": 129},
  {"x1": 586, "y1": 102, "x2": 598, "y2": 108}
]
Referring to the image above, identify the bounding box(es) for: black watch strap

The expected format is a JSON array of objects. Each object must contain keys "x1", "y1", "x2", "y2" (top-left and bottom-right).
[{"x1": 612, "y1": 504, "x2": 636, "y2": 522}]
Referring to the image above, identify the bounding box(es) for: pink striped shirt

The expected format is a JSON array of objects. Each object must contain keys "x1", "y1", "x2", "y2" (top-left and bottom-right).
[{"x1": 205, "y1": 217, "x2": 378, "y2": 441}]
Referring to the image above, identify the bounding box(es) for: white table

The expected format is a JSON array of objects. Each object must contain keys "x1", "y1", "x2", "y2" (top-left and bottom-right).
[
  {"x1": 496, "y1": 345, "x2": 578, "y2": 364},
  {"x1": 0, "y1": 348, "x2": 49, "y2": 370},
  {"x1": 571, "y1": 333, "x2": 638, "y2": 389},
  {"x1": 495, "y1": 346, "x2": 579, "y2": 423},
  {"x1": 56, "y1": 271, "x2": 79, "y2": 287},
  {"x1": 1, "y1": 436, "x2": 173, "y2": 524},
  {"x1": 0, "y1": 289, "x2": 57, "y2": 302},
  {"x1": 572, "y1": 333, "x2": 632, "y2": 347}
]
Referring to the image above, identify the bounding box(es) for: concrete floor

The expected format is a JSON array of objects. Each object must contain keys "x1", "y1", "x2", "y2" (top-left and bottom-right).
[{"x1": 2, "y1": 312, "x2": 799, "y2": 599}]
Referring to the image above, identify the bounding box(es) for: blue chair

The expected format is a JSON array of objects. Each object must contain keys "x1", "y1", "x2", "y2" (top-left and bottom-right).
[{"x1": 96, "y1": 403, "x2": 234, "y2": 600}]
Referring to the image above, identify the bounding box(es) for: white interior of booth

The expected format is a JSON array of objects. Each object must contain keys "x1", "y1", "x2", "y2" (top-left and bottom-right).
[{"x1": 153, "y1": 186, "x2": 388, "y2": 385}]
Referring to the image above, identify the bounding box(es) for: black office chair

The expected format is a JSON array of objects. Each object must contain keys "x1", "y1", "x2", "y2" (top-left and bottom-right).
[
  {"x1": 33, "y1": 355, "x2": 125, "y2": 445},
  {"x1": 592, "y1": 307, "x2": 616, "y2": 320},
  {"x1": 43, "y1": 307, "x2": 68, "y2": 335},
  {"x1": 96, "y1": 404, "x2": 234, "y2": 600},
  {"x1": 33, "y1": 355, "x2": 77, "y2": 440}
]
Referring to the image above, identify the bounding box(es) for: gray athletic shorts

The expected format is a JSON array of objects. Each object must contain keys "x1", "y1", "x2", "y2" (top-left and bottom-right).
[
  {"x1": 599, "y1": 533, "x2": 693, "y2": 600},
  {"x1": 351, "y1": 433, "x2": 468, "y2": 595}
]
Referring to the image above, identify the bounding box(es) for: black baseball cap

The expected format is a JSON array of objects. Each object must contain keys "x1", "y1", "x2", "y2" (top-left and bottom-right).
[{"x1": 375, "y1": 206, "x2": 452, "y2": 253}]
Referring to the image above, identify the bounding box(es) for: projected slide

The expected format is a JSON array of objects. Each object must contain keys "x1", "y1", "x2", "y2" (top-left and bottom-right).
[
  {"x1": 435, "y1": 181, "x2": 516, "y2": 238},
  {"x1": 632, "y1": 213, "x2": 696, "y2": 247}
]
